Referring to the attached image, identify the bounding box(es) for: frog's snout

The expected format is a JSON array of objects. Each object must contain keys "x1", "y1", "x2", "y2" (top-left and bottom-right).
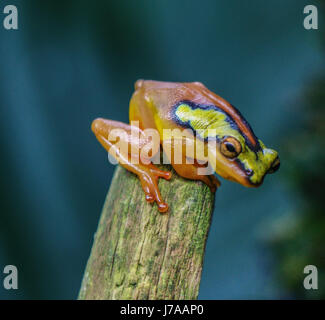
[
  {"x1": 267, "y1": 155, "x2": 280, "y2": 174},
  {"x1": 244, "y1": 151, "x2": 280, "y2": 187}
]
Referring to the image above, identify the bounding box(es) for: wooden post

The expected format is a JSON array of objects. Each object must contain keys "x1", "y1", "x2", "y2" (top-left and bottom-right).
[{"x1": 78, "y1": 164, "x2": 215, "y2": 300}]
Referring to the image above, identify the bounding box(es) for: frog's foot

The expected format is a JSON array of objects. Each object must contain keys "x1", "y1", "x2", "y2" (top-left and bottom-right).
[
  {"x1": 137, "y1": 164, "x2": 172, "y2": 213},
  {"x1": 207, "y1": 175, "x2": 221, "y2": 192}
]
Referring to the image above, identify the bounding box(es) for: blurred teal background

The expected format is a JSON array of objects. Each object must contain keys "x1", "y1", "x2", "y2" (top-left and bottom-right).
[{"x1": 0, "y1": 0, "x2": 324, "y2": 299}]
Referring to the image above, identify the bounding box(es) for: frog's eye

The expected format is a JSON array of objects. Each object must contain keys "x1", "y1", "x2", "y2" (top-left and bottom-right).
[
  {"x1": 220, "y1": 137, "x2": 242, "y2": 159},
  {"x1": 268, "y1": 156, "x2": 280, "y2": 174}
]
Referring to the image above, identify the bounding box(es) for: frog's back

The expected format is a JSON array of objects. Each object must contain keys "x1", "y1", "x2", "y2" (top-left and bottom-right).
[
  {"x1": 130, "y1": 80, "x2": 259, "y2": 151},
  {"x1": 130, "y1": 80, "x2": 207, "y2": 130},
  {"x1": 130, "y1": 80, "x2": 184, "y2": 130}
]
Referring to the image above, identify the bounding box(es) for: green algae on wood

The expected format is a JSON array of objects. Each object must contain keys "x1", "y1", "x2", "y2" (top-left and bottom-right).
[{"x1": 78, "y1": 164, "x2": 215, "y2": 300}]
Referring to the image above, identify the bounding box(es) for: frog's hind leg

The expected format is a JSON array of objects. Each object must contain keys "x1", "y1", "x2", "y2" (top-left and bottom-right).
[{"x1": 91, "y1": 118, "x2": 171, "y2": 213}]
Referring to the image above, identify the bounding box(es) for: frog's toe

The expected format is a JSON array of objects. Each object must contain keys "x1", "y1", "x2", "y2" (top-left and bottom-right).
[
  {"x1": 157, "y1": 202, "x2": 168, "y2": 213},
  {"x1": 149, "y1": 167, "x2": 172, "y2": 180},
  {"x1": 145, "y1": 194, "x2": 155, "y2": 203}
]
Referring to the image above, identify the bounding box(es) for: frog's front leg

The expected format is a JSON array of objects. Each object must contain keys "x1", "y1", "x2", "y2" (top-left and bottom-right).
[
  {"x1": 163, "y1": 141, "x2": 220, "y2": 192},
  {"x1": 171, "y1": 162, "x2": 220, "y2": 192},
  {"x1": 91, "y1": 118, "x2": 171, "y2": 213}
]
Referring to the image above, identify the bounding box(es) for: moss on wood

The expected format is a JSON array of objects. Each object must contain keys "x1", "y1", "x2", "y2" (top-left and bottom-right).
[{"x1": 78, "y1": 164, "x2": 215, "y2": 300}]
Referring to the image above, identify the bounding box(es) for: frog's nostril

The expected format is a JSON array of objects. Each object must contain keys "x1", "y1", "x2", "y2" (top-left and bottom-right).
[{"x1": 245, "y1": 168, "x2": 253, "y2": 176}]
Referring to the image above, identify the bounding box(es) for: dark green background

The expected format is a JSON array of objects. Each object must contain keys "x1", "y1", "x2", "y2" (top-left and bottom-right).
[{"x1": 0, "y1": 0, "x2": 324, "y2": 299}]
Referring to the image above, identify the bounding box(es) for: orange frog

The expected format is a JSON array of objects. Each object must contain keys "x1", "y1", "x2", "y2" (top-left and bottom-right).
[{"x1": 92, "y1": 80, "x2": 280, "y2": 213}]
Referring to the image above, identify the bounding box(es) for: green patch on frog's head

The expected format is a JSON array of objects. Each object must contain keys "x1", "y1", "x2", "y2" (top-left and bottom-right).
[
  {"x1": 173, "y1": 100, "x2": 280, "y2": 186},
  {"x1": 235, "y1": 140, "x2": 280, "y2": 186},
  {"x1": 204, "y1": 135, "x2": 280, "y2": 187}
]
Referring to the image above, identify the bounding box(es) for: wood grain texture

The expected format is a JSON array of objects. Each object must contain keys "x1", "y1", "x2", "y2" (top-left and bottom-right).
[{"x1": 78, "y1": 164, "x2": 215, "y2": 300}]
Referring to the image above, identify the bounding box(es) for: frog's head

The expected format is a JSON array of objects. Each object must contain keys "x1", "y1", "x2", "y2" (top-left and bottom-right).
[
  {"x1": 174, "y1": 99, "x2": 280, "y2": 187},
  {"x1": 207, "y1": 135, "x2": 280, "y2": 187}
]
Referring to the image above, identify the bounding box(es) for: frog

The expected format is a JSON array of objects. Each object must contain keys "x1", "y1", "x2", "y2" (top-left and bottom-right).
[{"x1": 91, "y1": 80, "x2": 280, "y2": 213}]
